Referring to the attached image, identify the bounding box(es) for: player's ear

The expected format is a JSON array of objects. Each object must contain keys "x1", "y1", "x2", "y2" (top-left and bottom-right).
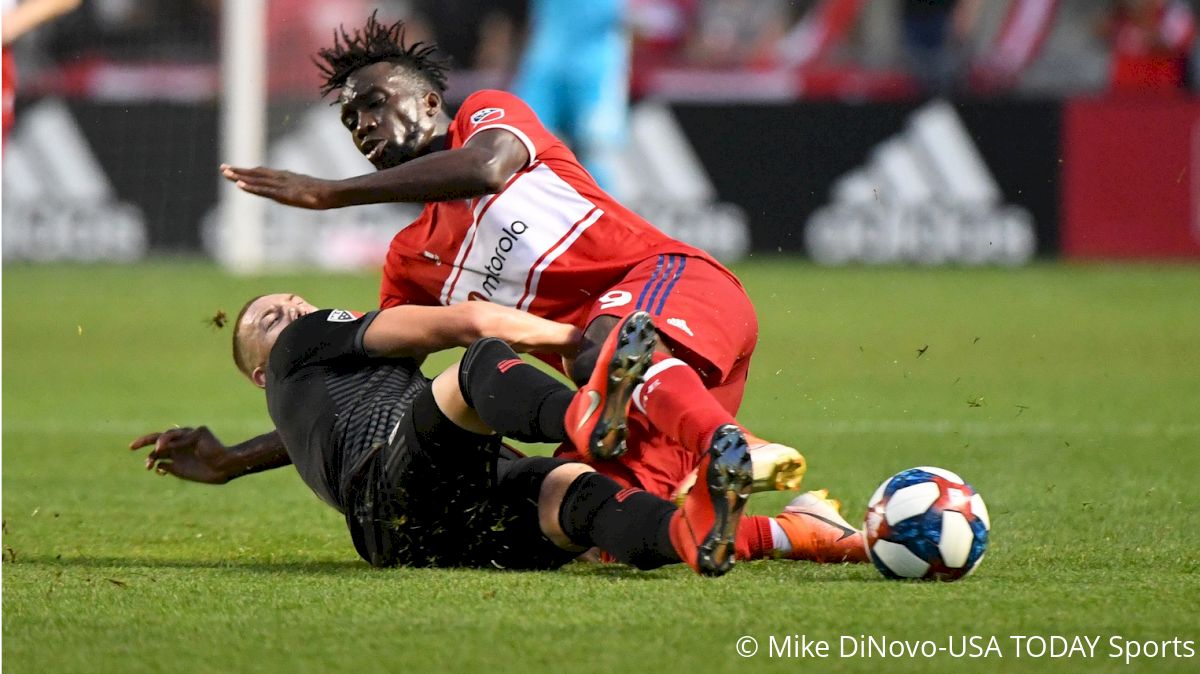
[
  {"x1": 424, "y1": 91, "x2": 441, "y2": 116},
  {"x1": 251, "y1": 366, "x2": 267, "y2": 389}
]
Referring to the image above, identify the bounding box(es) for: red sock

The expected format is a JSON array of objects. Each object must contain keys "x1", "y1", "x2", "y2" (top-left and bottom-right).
[
  {"x1": 633, "y1": 354, "x2": 738, "y2": 456},
  {"x1": 735, "y1": 515, "x2": 774, "y2": 560}
]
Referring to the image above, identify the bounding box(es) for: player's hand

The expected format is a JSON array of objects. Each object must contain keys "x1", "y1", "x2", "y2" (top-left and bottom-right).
[
  {"x1": 128, "y1": 426, "x2": 233, "y2": 485},
  {"x1": 471, "y1": 302, "x2": 581, "y2": 355},
  {"x1": 220, "y1": 164, "x2": 338, "y2": 210}
]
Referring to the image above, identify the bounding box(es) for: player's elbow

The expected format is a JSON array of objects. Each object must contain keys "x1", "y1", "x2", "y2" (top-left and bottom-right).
[
  {"x1": 475, "y1": 155, "x2": 513, "y2": 194},
  {"x1": 468, "y1": 149, "x2": 516, "y2": 194},
  {"x1": 459, "y1": 140, "x2": 521, "y2": 194},
  {"x1": 451, "y1": 302, "x2": 496, "y2": 344}
]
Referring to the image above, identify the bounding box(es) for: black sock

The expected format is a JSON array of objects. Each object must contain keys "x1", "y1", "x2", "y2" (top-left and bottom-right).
[
  {"x1": 459, "y1": 338, "x2": 572, "y2": 443},
  {"x1": 558, "y1": 472, "x2": 679, "y2": 570}
]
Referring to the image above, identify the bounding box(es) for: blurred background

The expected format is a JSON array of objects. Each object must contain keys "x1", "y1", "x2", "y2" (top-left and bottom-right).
[{"x1": 2, "y1": 0, "x2": 1198, "y2": 269}]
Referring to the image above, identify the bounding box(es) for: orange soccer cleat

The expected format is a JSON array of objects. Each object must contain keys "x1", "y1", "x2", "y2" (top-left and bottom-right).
[
  {"x1": 774, "y1": 490, "x2": 869, "y2": 563},
  {"x1": 564, "y1": 311, "x2": 659, "y2": 461},
  {"x1": 668, "y1": 424, "x2": 754, "y2": 576}
]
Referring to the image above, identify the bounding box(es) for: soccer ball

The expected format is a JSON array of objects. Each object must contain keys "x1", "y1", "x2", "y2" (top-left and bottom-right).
[{"x1": 864, "y1": 466, "x2": 990, "y2": 581}]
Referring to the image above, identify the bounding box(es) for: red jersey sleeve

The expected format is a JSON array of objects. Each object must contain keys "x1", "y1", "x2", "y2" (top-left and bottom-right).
[
  {"x1": 379, "y1": 262, "x2": 421, "y2": 309},
  {"x1": 453, "y1": 90, "x2": 558, "y2": 164}
]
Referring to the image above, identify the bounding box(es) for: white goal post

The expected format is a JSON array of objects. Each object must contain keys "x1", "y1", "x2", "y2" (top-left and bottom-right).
[{"x1": 217, "y1": 0, "x2": 268, "y2": 273}]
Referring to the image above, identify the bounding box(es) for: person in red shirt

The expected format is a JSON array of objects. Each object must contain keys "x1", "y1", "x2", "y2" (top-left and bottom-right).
[
  {"x1": 1105, "y1": 0, "x2": 1196, "y2": 93},
  {"x1": 219, "y1": 13, "x2": 864, "y2": 565}
]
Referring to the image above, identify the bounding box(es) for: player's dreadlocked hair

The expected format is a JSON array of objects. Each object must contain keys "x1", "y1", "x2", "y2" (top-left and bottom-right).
[{"x1": 315, "y1": 11, "x2": 449, "y2": 98}]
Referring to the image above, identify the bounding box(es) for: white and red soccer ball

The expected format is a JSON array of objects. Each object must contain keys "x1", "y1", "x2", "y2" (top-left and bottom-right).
[{"x1": 864, "y1": 466, "x2": 990, "y2": 581}]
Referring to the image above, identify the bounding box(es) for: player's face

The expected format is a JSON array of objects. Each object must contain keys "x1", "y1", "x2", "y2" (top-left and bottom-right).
[
  {"x1": 339, "y1": 62, "x2": 442, "y2": 170},
  {"x1": 239, "y1": 293, "x2": 318, "y2": 376}
]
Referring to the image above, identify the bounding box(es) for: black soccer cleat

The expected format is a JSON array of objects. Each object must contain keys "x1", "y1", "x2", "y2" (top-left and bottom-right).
[
  {"x1": 564, "y1": 311, "x2": 659, "y2": 461},
  {"x1": 669, "y1": 424, "x2": 754, "y2": 576}
]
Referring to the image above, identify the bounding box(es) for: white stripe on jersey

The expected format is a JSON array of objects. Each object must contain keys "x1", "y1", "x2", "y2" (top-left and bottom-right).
[
  {"x1": 517, "y1": 207, "x2": 604, "y2": 311},
  {"x1": 440, "y1": 163, "x2": 600, "y2": 309},
  {"x1": 439, "y1": 164, "x2": 536, "y2": 305}
]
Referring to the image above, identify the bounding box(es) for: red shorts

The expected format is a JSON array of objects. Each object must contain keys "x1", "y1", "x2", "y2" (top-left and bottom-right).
[{"x1": 556, "y1": 253, "x2": 759, "y2": 499}]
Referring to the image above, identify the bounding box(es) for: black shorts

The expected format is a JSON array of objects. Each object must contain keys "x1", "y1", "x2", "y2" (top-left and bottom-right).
[{"x1": 343, "y1": 386, "x2": 579, "y2": 570}]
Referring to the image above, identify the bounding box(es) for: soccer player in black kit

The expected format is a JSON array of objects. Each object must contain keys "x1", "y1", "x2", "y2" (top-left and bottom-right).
[{"x1": 131, "y1": 293, "x2": 753, "y2": 576}]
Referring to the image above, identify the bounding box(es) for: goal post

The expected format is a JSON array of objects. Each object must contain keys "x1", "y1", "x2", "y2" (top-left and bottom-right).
[{"x1": 217, "y1": 0, "x2": 268, "y2": 273}]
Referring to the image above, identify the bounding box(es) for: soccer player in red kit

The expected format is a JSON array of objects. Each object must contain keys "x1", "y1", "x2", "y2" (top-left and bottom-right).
[{"x1": 221, "y1": 13, "x2": 864, "y2": 565}]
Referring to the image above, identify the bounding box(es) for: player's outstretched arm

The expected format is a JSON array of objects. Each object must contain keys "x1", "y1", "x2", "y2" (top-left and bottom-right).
[
  {"x1": 129, "y1": 427, "x2": 290, "y2": 485},
  {"x1": 219, "y1": 128, "x2": 528, "y2": 209},
  {"x1": 2, "y1": 0, "x2": 81, "y2": 44},
  {"x1": 363, "y1": 301, "x2": 580, "y2": 360}
]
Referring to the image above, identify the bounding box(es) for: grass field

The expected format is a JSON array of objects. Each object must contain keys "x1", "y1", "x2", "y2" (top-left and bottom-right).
[{"x1": 3, "y1": 260, "x2": 1199, "y2": 673}]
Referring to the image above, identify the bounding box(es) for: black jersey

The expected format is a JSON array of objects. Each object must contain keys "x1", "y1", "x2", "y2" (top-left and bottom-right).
[{"x1": 265, "y1": 309, "x2": 428, "y2": 511}]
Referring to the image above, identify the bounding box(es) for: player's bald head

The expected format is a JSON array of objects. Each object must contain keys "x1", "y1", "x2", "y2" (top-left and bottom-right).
[
  {"x1": 232, "y1": 294, "x2": 268, "y2": 379},
  {"x1": 232, "y1": 293, "x2": 318, "y2": 386}
]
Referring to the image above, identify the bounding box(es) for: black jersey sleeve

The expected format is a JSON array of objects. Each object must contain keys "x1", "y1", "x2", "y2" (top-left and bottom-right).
[{"x1": 268, "y1": 309, "x2": 381, "y2": 378}]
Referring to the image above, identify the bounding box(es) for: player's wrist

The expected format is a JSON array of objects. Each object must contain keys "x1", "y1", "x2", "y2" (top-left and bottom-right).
[
  {"x1": 205, "y1": 444, "x2": 247, "y2": 482},
  {"x1": 225, "y1": 431, "x2": 290, "y2": 479},
  {"x1": 315, "y1": 179, "x2": 344, "y2": 209}
]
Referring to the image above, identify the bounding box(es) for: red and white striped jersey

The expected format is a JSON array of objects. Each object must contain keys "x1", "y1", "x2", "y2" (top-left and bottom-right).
[{"x1": 378, "y1": 89, "x2": 717, "y2": 327}]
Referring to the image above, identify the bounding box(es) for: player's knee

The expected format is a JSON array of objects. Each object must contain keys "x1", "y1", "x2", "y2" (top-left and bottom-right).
[
  {"x1": 539, "y1": 463, "x2": 595, "y2": 512},
  {"x1": 574, "y1": 315, "x2": 675, "y2": 385},
  {"x1": 458, "y1": 337, "x2": 513, "y2": 407},
  {"x1": 538, "y1": 463, "x2": 595, "y2": 550},
  {"x1": 569, "y1": 350, "x2": 596, "y2": 386},
  {"x1": 495, "y1": 456, "x2": 592, "y2": 549},
  {"x1": 572, "y1": 315, "x2": 620, "y2": 384}
]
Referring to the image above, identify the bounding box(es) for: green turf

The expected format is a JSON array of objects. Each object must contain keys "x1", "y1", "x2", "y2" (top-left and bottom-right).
[{"x1": 4, "y1": 260, "x2": 1199, "y2": 673}]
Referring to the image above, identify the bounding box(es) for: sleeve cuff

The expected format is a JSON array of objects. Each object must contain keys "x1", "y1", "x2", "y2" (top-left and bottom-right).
[{"x1": 353, "y1": 310, "x2": 381, "y2": 355}]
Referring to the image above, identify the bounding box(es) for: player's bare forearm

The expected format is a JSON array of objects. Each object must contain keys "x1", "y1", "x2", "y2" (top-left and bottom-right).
[
  {"x1": 2, "y1": 0, "x2": 82, "y2": 44},
  {"x1": 129, "y1": 427, "x2": 290, "y2": 484},
  {"x1": 220, "y1": 127, "x2": 527, "y2": 209},
  {"x1": 331, "y1": 127, "x2": 530, "y2": 206},
  {"x1": 331, "y1": 146, "x2": 514, "y2": 205},
  {"x1": 224, "y1": 430, "x2": 292, "y2": 479},
  {"x1": 222, "y1": 148, "x2": 506, "y2": 209},
  {"x1": 473, "y1": 303, "x2": 581, "y2": 355},
  {"x1": 364, "y1": 302, "x2": 579, "y2": 359}
]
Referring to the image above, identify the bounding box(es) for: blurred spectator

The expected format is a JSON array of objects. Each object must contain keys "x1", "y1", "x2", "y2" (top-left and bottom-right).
[
  {"x1": 267, "y1": 0, "x2": 370, "y2": 96},
  {"x1": 2, "y1": 0, "x2": 81, "y2": 138},
  {"x1": 685, "y1": 0, "x2": 796, "y2": 67},
  {"x1": 43, "y1": 0, "x2": 217, "y2": 62},
  {"x1": 512, "y1": 0, "x2": 627, "y2": 192},
  {"x1": 408, "y1": 0, "x2": 527, "y2": 72},
  {"x1": 630, "y1": 0, "x2": 699, "y2": 68},
  {"x1": 775, "y1": 0, "x2": 863, "y2": 69},
  {"x1": 628, "y1": 0, "x2": 699, "y2": 97},
  {"x1": 1103, "y1": 0, "x2": 1195, "y2": 93},
  {"x1": 899, "y1": 0, "x2": 983, "y2": 94}
]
